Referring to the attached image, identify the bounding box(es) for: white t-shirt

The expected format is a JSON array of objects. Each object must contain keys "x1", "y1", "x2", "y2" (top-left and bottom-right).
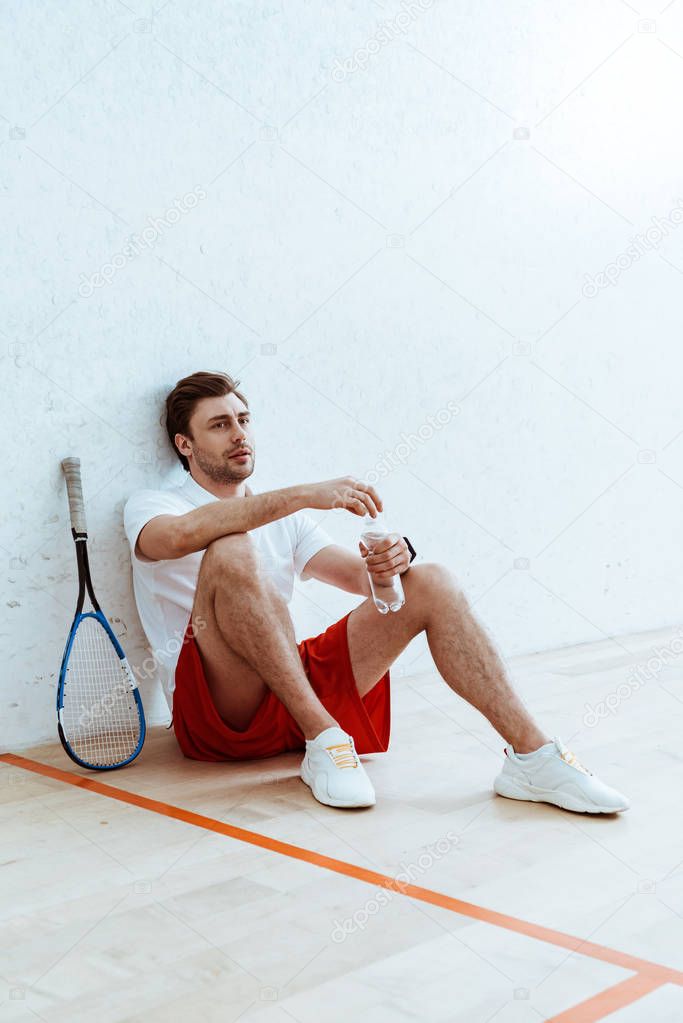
[{"x1": 122, "y1": 473, "x2": 335, "y2": 711}]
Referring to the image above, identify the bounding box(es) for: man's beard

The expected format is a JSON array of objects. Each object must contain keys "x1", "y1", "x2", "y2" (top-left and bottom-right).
[{"x1": 192, "y1": 444, "x2": 253, "y2": 484}]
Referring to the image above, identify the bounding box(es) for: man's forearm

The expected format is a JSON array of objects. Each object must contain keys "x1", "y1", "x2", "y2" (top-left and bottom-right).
[
  {"x1": 175, "y1": 484, "x2": 312, "y2": 556},
  {"x1": 355, "y1": 559, "x2": 373, "y2": 598}
]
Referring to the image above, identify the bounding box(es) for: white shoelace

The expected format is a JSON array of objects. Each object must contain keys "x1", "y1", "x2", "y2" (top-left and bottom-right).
[{"x1": 555, "y1": 738, "x2": 592, "y2": 776}]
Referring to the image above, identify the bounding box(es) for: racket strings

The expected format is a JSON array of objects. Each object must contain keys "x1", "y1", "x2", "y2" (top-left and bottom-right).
[{"x1": 61, "y1": 617, "x2": 141, "y2": 767}]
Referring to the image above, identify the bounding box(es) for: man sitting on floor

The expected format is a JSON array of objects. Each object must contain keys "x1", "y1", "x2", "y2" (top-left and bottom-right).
[{"x1": 123, "y1": 370, "x2": 629, "y2": 814}]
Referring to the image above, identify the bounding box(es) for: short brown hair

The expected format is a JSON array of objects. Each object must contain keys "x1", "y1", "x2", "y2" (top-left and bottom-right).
[{"x1": 165, "y1": 371, "x2": 249, "y2": 471}]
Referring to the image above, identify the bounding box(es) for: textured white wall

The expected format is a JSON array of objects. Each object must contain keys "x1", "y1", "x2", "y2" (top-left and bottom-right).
[{"x1": 4, "y1": 0, "x2": 683, "y2": 749}]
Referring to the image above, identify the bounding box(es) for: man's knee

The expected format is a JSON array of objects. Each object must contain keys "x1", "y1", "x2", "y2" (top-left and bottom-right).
[
  {"x1": 201, "y1": 532, "x2": 261, "y2": 583},
  {"x1": 405, "y1": 562, "x2": 464, "y2": 601}
]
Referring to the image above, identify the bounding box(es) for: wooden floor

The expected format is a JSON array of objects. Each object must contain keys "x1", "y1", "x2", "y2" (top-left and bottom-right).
[{"x1": 3, "y1": 624, "x2": 683, "y2": 1022}]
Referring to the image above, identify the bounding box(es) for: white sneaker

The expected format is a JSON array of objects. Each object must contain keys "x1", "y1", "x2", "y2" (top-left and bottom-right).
[
  {"x1": 300, "y1": 726, "x2": 376, "y2": 808},
  {"x1": 493, "y1": 736, "x2": 630, "y2": 814}
]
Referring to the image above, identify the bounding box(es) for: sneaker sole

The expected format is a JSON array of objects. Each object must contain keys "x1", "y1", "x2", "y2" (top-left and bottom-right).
[
  {"x1": 300, "y1": 763, "x2": 376, "y2": 809},
  {"x1": 494, "y1": 776, "x2": 629, "y2": 814}
]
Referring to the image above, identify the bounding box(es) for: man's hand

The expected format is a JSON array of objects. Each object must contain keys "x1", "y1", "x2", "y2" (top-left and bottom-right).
[
  {"x1": 359, "y1": 533, "x2": 411, "y2": 583},
  {"x1": 306, "y1": 476, "x2": 383, "y2": 518}
]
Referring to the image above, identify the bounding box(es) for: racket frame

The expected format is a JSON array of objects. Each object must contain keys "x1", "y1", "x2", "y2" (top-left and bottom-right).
[{"x1": 58, "y1": 461, "x2": 146, "y2": 770}]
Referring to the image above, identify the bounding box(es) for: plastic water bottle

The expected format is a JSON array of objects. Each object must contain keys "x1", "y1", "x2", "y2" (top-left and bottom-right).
[{"x1": 360, "y1": 512, "x2": 405, "y2": 614}]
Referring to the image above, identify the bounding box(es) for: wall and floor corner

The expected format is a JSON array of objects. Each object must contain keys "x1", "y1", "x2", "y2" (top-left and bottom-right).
[{"x1": 3, "y1": 2, "x2": 683, "y2": 750}]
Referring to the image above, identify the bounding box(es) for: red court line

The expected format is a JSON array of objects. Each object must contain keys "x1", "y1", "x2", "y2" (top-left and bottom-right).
[
  {"x1": 546, "y1": 973, "x2": 666, "y2": 1022},
  {"x1": 3, "y1": 751, "x2": 681, "y2": 1023}
]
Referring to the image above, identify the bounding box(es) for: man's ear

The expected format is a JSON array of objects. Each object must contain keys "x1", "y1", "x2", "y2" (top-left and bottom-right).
[{"x1": 175, "y1": 432, "x2": 191, "y2": 461}]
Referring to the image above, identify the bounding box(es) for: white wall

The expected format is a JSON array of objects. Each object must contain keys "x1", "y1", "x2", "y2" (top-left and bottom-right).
[{"x1": 4, "y1": 0, "x2": 683, "y2": 749}]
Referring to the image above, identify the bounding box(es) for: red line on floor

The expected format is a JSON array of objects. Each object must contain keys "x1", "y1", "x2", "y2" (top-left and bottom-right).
[
  {"x1": 546, "y1": 973, "x2": 665, "y2": 1022},
  {"x1": 3, "y1": 751, "x2": 680, "y2": 1023}
]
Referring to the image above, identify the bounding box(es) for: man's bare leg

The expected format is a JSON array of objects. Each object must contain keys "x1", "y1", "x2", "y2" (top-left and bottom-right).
[
  {"x1": 347, "y1": 563, "x2": 549, "y2": 753},
  {"x1": 191, "y1": 534, "x2": 336, "y2": 738}
]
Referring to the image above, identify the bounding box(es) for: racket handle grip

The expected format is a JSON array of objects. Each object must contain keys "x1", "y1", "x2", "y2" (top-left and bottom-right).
[{"x1": 61, "y1": 457, "x2": 87, "y2": 535}]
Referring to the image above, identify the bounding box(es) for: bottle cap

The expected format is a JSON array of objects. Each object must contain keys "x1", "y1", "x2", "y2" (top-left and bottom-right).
[
  {"x1": 361, "y1": 509, "x2": 389, "y2": 538},
  {"x1": 363, "y1": 509, "x2": 385, "y2": 525}
]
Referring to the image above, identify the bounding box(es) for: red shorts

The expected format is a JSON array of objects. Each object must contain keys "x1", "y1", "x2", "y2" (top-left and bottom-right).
[{"x1": 171, "y1": 610, "x2": 391, "y2": 762}]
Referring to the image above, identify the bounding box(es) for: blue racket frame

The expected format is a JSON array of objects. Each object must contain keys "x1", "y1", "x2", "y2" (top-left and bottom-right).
[{"x1": 57, "y1": 526, "x2": 146, "y2": 770}]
